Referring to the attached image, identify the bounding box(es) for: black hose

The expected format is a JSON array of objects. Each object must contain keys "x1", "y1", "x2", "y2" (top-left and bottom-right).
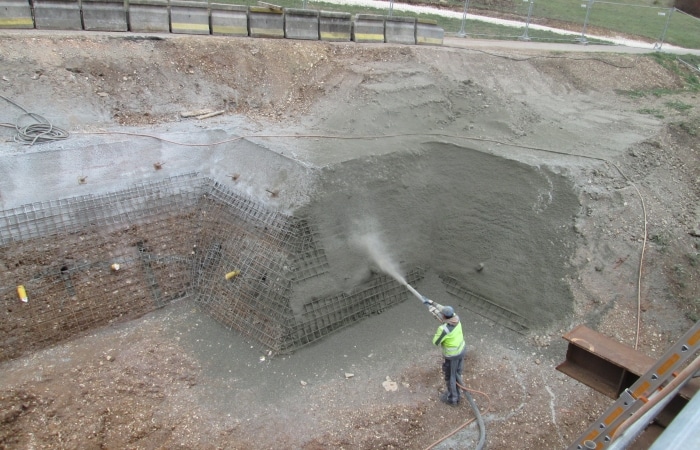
[
  {"x1": 447, "y1": 381, "x2": 487, "y2": 450},
  {"x1": 462, "y1": 387, "x2": 486, "y2": 450}
]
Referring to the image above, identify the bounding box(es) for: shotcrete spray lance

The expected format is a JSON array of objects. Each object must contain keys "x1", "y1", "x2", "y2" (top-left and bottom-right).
[{"x1": 403, "y1": 282, "x2": 446, "y2": 320}]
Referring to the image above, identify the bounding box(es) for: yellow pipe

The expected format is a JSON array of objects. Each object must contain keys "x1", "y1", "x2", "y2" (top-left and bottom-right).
[
  {"x1": 17, "y1": 285, "x2": 28, "y2": 303},
  {"x1": 225, "y1": 270, "x2": 240, "y2": 280}
]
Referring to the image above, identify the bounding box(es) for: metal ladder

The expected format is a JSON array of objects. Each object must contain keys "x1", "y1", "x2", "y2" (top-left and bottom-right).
[{"x1": 568, "y1": 321, "x2": 700, "y2": 450}]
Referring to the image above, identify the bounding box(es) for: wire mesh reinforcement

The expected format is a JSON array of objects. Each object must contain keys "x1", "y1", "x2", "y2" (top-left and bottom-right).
[
  {"x1": 441, "y1": 275, "x2": 529, "y2": 334},
  {"x1": 287, "y1": 218, "x2": 330, "y2": 282},
  {"x1": 285, "y1": 268, "x2": 425, "y2": 352},
  {"x1": 0, "y1": 210, "x2": 197, "y2": 361},
  {"x1": 189, "y1": 181, "x2": 424, "y2": 353},
  {"x1": 0, "y1": 172, "x2": 204, "y2": 245},
  {"x1": 4, "y1": 173, "x2": 516, "y2": 361},
  {"x1": 0, "y1": 174, "x2": 429, "y2": 360},
  {"x1": 0, "y1": 174, "x2": 203, "y2": 360}
]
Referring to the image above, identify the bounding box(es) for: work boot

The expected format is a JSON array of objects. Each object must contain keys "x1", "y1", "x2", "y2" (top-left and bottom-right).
[{"x1": 439, "y1": 392, "x2": 459, "y2": 406}]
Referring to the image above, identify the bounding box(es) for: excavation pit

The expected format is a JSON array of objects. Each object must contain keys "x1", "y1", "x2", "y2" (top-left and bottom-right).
[{"x1": 0, "y1": 33, "x2": 697, "y2": 449}]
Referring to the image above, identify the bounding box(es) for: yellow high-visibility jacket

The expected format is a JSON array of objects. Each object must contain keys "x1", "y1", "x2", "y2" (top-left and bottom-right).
[{"x1": 433, "y1": 320, "x2": 465, "y2": 357}]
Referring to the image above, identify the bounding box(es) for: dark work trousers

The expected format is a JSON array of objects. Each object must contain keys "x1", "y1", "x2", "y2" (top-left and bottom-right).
[{"x1": 442, "y1": 350, "x2": 466, "y2": 404}]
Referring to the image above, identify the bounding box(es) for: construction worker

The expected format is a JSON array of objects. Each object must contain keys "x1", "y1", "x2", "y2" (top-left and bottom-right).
[{"x1": 423, "y1": 297, "x2": 466, "y2": 406}]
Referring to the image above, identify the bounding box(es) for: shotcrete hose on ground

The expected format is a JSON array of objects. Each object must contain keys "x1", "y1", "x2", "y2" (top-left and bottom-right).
[
  {"x1": 462, "y1": 387, "x2": 486, "y2": 450},
  {"x1": 425, "y1": 382, "x2": 489, "y2": 450}
]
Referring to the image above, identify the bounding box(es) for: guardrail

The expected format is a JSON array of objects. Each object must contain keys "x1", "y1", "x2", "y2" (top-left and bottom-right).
[{"x1": 0, "y1": 0, "x2": 444, "y2": 45}]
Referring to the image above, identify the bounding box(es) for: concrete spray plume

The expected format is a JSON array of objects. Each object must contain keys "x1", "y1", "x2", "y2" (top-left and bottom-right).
[{"x1": 354, "y1": 231, "x2": 424, "y2": 302}]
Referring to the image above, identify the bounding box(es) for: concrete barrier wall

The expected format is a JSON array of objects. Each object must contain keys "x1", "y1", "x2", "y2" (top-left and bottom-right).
[
  {"x1": 171, "y1": 0, "x2": 210, "y2": 35},
  {"x1": 284, "y1": 8, "x2": 318, "y2": 41},
  {"x1": 385, "y1": 16, "x2": 415, "y2": 45},
  {"x1": 249, "y1": 6, "x2": 284, "y2": 38},
  {"x1": 211, "y1": 3, "x2": 248, "y2": 36},
  {"x1": 416, "y1": 18, "x2": 444, "y2": 46},
  {"x1": 0, "y1": 0, "x2": 34, "y2": 29},
  {"x1": 128, "y1": 0, "x2": 170, "y2": 33},
  {"x1": 82, "y1": 0, "x2": 128, "y2": 32},
  {"x1": 319, "y1": 11, "x2": 351, "y2": 42},
  {"x1": 352, "y1": 14, "x2": 384, "y2": 43},
  {"x1": 0, "y1": 1, "x2": 444, "y2": 45},
  {"x1": 33, "y1": 0, "x2": 83, "y2": 30}
]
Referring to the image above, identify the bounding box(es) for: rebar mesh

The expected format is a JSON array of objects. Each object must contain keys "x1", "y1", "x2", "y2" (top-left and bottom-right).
[
  {"x1": 0, "y1": 215, "x2": 200, "y2": 360},
  {"x1": 288, "y1": 218, "x2": 330, "y2": 282},
  {"x1": 0, "y1": 172, "x2": 427, "y2": 361},
  {"x1": 0, "y1": 172, "x2": 204, "y2": 245},
  {"x1": 284, "y1": 268, "x2": 425, "y2": 352},
  {"x1": 441, "y1": 275, "x2": 529, "y2": 334},
  {"x1": 192, "y1": 209, "x2": 297, "y2": 351},
  {"x1": 189, "y1": 182, "x2": 419, "y2": 353}
]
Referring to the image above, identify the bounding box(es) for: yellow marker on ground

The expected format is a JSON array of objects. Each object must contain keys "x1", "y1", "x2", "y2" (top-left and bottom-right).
[
  {"x1": 17, "y1": 285, "x2": 28, "y2": 302},
  {"x1": 225, "y1": 270, "x2": 240, "y2": 280}
]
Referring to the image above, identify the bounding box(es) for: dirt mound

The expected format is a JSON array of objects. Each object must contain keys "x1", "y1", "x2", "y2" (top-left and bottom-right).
[{"x1": 1, "y1": 34, "x2": 413, "y2": 127}]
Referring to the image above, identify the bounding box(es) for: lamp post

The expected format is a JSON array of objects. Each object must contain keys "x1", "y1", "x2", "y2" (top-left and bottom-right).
[
  {"x1": 577, "y1": 0, "x2": 594, "y2": 44},
  {"x1": 456, "y1": 0, "x2": 470, "y2": 38},
  {"x1": 654, "y1": 7, "x2": 674, "y2": 51},
  {"x1": 519, "y1": 0, "x2": 535, "y2": 41}
]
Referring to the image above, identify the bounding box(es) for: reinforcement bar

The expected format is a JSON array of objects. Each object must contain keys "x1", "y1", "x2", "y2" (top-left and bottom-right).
[
  {"x1": 285, "y1": 268, "x2": 425, "y2": 351},
  {"x1": 441, "y1": 275, "x2": 529, "y2": 333},
  {"x1": 0, "y1": 175, "x2": 442, "y2": 361},
  {"x1": 0, "y1": 172, "x2": 203, "y2": 245}
]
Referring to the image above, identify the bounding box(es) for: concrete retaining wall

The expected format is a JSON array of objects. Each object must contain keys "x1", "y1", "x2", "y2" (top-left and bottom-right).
[
  {"x1": 416, "y1": 18, "x2": 444, "y2": 46},
  {"x1": 211, "y1": 3, "x2": 248, "y2": 36},
  {"x1": 352, "y1": 14, "x2": 384, "y2": 43},
  {"x1": 0, "y1": 0, "x2": 34, "y2": 29},
  {"x1": 319, "y1": 11, "x2": 351, "y2": 42},
  {"x1": 284, "y1": 8, "x2": 318, "y2": 40},
  {"x1": 385, "y1": 16, "x2": 415, "y2": 45},
  {"x1": 82, "y1": 0, "x2": 127, "y2": 32},
  {"x1": 249, "y1": 5, "x2": 284, "y2": 38},
  {"x1": 170, "y1": 0, "x2": 210, "y2": 35},
  {"x1": 33, "y1": 0, "x2": 83, "y2": 30},
  {"x1": 128, "y1": 0, "x2": 170, "y2": 33}
]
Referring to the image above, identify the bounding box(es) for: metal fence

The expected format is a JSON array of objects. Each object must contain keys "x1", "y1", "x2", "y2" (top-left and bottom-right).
[
  {"x1": 295, "y1": 0, "x2": 700, "y2": 49},
  {"x1": 436, "y1": 0, "x2": 699, "y2": 49}
]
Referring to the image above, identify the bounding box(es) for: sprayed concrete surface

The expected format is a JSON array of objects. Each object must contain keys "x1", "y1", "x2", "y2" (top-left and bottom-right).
[{"x1": 0, "y1": 31, "x2": 699, "y2": 449}]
